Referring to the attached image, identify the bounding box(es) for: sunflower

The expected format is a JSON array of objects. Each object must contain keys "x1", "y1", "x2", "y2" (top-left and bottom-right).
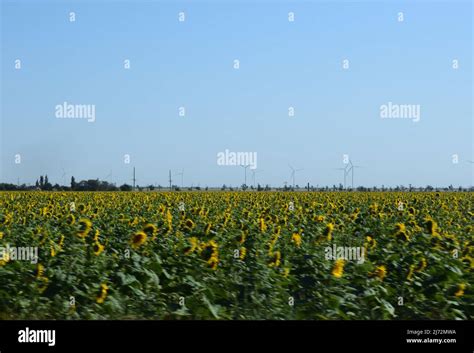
[
  {"x1": 0, "y1": 251, "x2": 10, "y2": 266},
  {"x1": 0, "y1": 213, "x2": 12, "y2": 226},
  {"x1": 291, "y1": 233, "x2": 302, "y2": 247},
  {"x1": 207, "y1": 255, "x2": 219, "y2": 270},
  {"x1": 223, "y1": 213, "x2": 231, "y2": 226},
  {"x1": 313, "y1": 215, "x2": 325, "y2": 222},
  {"x1": 425, "y1": 218, "x2": 438, "y2": 235},
  {"x1": 0, "y1": 231, "x2": 3, "y2": 240},
  {"x1": 454, "y1": 283, "x2": 466, "y2": 297},
  {"x1": 66, "y1": 214, "x2": 75, "y2": 225},
  {"x1": 323, "y1": 223, "x2": 334, "y2": 241},
  {"x1": 394, "y1": 223, "x2": 406, "y2": 233},
  {"x1": 36, "y1": 263, "x2": 45, "y2": 278},
  {"x1": 166, "y1": 209, "x2": 173, "y2": 229},
  {"x1": 332, "y1": 259, "x2": 345, "y2": 278},
  {"x1": 461, "y1": 255, "x2": 474, "y2": 269},
  {"x1": 204, "y1": 222, "x2": 212, "y2": 235},
  {"x1": 269, "y1": 251, "x2": 281, "y2": 267},
  {"x1": 415, "y1": 258, "x2": 427, "y2": 272},
  {"x1": 93, "y1": 242, "x2": 105, "y2": 256},
  {"x1": 93, "y1": 229, "x2": 100, "y2": 242},
  {"x1": 58, "y1": 235, "x2": 65, "y2": 249},
  {"x1": 201, "y1": 240, "x2": 216, "y2": 257},
  {"x1": 35, "y1": 264, "x2": 49, "y2": 293},
  {"x1": 77, "y1": 218, "x2": 92, "y2": 238},
  {"x1": 142, "y1": 223, "x2": 157, "y2": 238},
  {"x1": 395, "y1": 223, "x2": 410, "y2": 241},
  {"x1": 96, "y1": 283, "x2": 109, "y2": 304},
  {"x1": 129, "y1": 217, "x2": 139, "y2": 227},
  {"x1": 50, "y1": 243, "x2": 57, "y2": 257},
  {"x1": 373, "y1": 265, "x2": 387, "y2": 281},
  {"x1": 239, "y1": 246, "x2": 247, "y2": 260},
  {"x1": 130, "y1": 231, "x2": 147, "y2": 248},
  {"x1": 365, "y1": 236, "x2": 377, "y2": 249},
  {"x1": 201, "y1": 240, "x2": 219, "y2": 269},
  {"x1": 184, "y1": 237, "x2": 199, "y2": 255},
  {"x1": 238, "y1": 230, "x2": 247, "y2": 244},
  {"x1": 259, "y1": 218, "x2": 267, "y2": 233},
  {"x1": 369, "y1": 203, "x2": 378, "y2": 214},
  {"x1": 38, "y1": 276, "x2": 49, "y2": 294},
  {"x1": 184, "y1": 219, "x2": 195, "y2": 230}
]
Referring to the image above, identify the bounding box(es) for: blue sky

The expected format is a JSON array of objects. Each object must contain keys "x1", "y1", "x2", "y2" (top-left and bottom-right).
[{"x1": 1, "y1": 0, "x2": 472, "y2": 188}]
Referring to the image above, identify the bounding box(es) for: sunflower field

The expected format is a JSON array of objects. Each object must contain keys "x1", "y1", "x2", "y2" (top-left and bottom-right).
[{"x1": 0, "y1": 191, "x2": 472, "y2": 319}]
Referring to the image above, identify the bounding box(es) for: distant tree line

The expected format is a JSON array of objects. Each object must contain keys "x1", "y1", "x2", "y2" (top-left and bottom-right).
[
  {"x1": 277, "y1": 184, "x2": 473, "y2": 192},
  {"x1": 0, "y1": 176, "x2": 472, "y2": 192},
  {"x1": 0, "y1": 175, "x2": 130, "y2": 191}
]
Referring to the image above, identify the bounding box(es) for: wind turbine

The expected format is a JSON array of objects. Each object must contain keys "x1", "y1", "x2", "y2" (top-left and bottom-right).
[
  {"x1": 240, "y1": 164, "x2": 250, "y2": 186},
  {"x1": 61, "y1": 168, "x2": 67, "y2": 186},
  {"x1": 175, "y1": 169, "x2": 184, "y2": 188},
  {"x1": 288, "y1": 164, "x2": 303, "y2": 188},
  {"x1": 347, "y1": 160, "x2": 363, "y2": 189},
  {"x1": 333, "y1": 166, "x2": 349, "y2": 189},
  {"x1": 251, "y1": 169, "x2": 263, "y2": 188}
]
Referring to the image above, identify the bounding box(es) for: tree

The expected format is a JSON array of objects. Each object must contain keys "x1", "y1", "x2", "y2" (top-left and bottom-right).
[
  {"x1": 39, "y1": 176, "x2": 44, "y2": 187},
  {"x1": 120, "y1": 184, "x2": 132, "y2": 191},
  {"x1": 43, "y1": 175, "x2": 53, "y2": 190},
  {"x1": 71, "y1": 176, "x2": 76, "y2": 190}
]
